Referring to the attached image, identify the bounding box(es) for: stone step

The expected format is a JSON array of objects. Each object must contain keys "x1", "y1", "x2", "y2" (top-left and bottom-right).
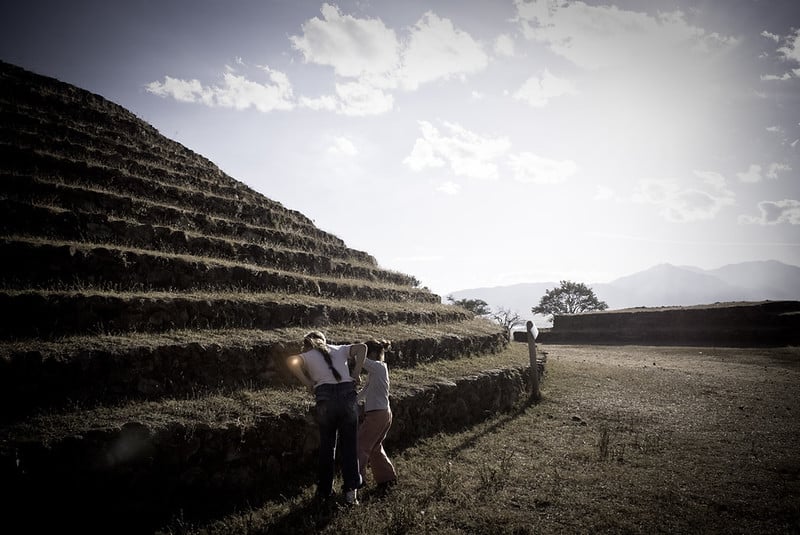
[
  {"x1": 0, "y1": 319, "x2": 507, "y2": 422},
  {"x1": 0, "y1": 73, "x2": 273, "y2": 202},
  {"x1": 0, "y1": 198, "x2": 416, "y2": 286},
  {"x1": 0, "y1": 143, "x2": 339, "y2": 245},
  {"x1": 0, "y1": 345, "x2": 532, "y2": 533},
  {"x1": 0, "y1": 108, "x2": 255, "y2": 202},
  {"x1": 1, "y1": 174, "x2": 377, "y2": 265},
  {"x1": 0, "y1": 238, "x2": 438, "y2": 305},
  {"x1": 0, "y1": 290, "x2": 470, "y2": 340}
]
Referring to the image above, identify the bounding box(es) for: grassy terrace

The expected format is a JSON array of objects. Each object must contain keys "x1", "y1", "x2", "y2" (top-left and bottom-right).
[
  {"x1": 0, "y1": 99, "x2": 284, "y2": 204},
  {"x1": 0, "y1": 289, "x2": 472, "y2": 340},
  {"x1": 0, "y1": 146, "x2": 335, "y2": 240},
  {"x1": 0, "y1": 319, "x2": 504, "y2": 361},
  {"x1": 1, "y1": 175, "x2": 384, "y2": 264},
  {"x1": 0, "y1": 202, "x2": 413, "y2": 284},
  {"x1": 0, "y1": 237, "x2": 435, "y2": 302},
  {"x1": 0, "y1": 344, "x2": 528, "y2": 444},
  {"x1": 0, "y1": 319, "x2": 507, "y2": 420},
  {"x1": 0, "y1": 114, "x2": 256, "y2": 198}
]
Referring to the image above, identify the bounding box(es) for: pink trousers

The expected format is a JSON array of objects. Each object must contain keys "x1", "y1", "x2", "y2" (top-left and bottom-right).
[{"x1": 357, "y1": 408, "x2": 397, "y2": 484}]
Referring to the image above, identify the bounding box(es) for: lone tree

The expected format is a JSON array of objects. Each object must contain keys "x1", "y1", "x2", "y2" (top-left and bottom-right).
[
  {"x1": 532, "y1": 280, "x2": 608, "y2": 320},
  {"x1": 491, "y1": 307, "x2": 525, "y2": 336},
  {"x1": 446, "y1": 296, "x2": 491, "y2": 316}
]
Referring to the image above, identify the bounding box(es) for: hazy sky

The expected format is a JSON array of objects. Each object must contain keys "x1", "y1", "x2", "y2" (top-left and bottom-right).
[{"x1": 2, "y1": 0, "x2": 799, "y2": 296}]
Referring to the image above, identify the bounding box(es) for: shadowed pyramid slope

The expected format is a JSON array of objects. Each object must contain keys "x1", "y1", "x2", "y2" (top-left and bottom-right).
[{"x1": 0, "y1": 60, "x2": 525, "y2": 532}]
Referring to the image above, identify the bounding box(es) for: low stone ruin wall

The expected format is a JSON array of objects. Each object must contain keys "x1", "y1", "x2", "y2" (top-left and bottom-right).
[{"x1": 534, "y1": 301, "x2": 800, "y2": 346}]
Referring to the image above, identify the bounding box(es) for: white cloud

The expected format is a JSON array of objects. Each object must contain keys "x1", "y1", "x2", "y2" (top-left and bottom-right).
[
  {"x1": 437, "y1": 181, "x2": 462, "y2": 195},
  {"x1": 400, "y1": 12, "x2": 489, "y2": 90},
  {"x1": 761, "y1": 72, "x2": 794, "y2": 81},
  {"x1": 513, "y1": 69, "x2": 578, "y2": 107},
  {"x1": 508, "y1": 152, "x2": 577, "y2": 184},
  {"x1": 334, "y1": 81, "x2": 394, "y2": 115},
  {"x1": 737, "y1": 164, "x2": 763, "y2": 183},
  {"x1": 147, "y1": 6, "x2": 494, "y2": 117},
  {"x1": 777, "y1": 29, "x2": 800, "y2": 63},
  {"x1": 218, "y1": 71, "x2": 294, "y2": 112},
  {"x1": 736, "y1": 162, "x2": 790, "y2": 182},
  {"x1": 514, "y1": 0, "x2": 736, "y2": 71},
  {"x1": 494, "y1": 33, "x2": 516, "y2": 57},
  {"x1": 146, "y1": 77, "x2": 213, "y2": 104},
  {"x1": 767, "y1": 163, "x2": 791, "y2": 179},
  {"x1": 404, "y1": 120, "x2": 511, "y2": 180},
  {"x1": 762, "y1": 28, "x2": 800, "y2": 80},
  {"x1": 146, "y1": 68, "x2": 294, "y2": 112},
  {"x1": 632, "y1": 171, "x2": 735, "y2": 222},
  {"x1": 761, "y1": 31, "x2": 780, "y2": 43},
  {"x1": 739, "y1": 199, "x2": 800, "y2": 225},
  {"x1": 289, "y1": 6, "x2": 488, "y2": 114},
  {"x1": 299, "y1": 80, "x2": 393, "y2": 116},
  {"x1": 298, "y1": 94, "x2": 338, "y2": 112},
  {"x1": 327, "y1": 136, "x2": 358, "y2": 156},
  {"x1": 291, "y1": 6, "x2": 488, "y2": 91},
  {"x1": 289, "y1": 3, "x2": 399, "y2": 78},
  {"x1": 404, "y1": 137, "x2": 446, "y2": 171}
]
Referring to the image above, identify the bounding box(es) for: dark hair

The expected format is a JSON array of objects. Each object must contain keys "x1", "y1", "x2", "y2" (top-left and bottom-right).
[
  {"x1": 303, "y1": 331, "x2": 341, "y2": 382},
  {"x1": 366, "y1": 338, "x2": 391, "y2": 360}
]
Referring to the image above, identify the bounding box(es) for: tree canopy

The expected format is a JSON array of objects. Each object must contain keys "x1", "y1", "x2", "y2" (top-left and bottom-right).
[
  {"x1": 532, "y1": 280, "x2": 608, "y2": 319},
  {"x1": 446, "y1": 296, "x2": 491, "y2": 316}
]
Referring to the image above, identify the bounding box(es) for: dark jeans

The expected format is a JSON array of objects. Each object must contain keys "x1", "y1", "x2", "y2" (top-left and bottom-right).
[{"x1": 314, "y1": 381, "x2": 361, "y2": 497}]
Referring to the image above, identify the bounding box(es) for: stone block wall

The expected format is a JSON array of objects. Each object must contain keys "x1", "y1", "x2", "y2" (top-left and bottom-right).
[{"x1": 537, "y1": 301, "x2": 800, "y2": 346}]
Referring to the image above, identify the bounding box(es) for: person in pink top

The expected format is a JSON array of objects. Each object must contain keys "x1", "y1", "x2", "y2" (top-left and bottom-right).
[{"x1": 355, "y1": 339, "x2": 397, "y2": 492}]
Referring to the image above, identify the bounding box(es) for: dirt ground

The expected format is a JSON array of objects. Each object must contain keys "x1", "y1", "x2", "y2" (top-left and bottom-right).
[{"x1": 450, "y1": 344, "x2": 800, "y2": 534}]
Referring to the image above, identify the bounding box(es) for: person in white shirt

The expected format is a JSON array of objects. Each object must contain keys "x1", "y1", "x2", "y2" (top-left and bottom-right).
[
  {"x1": 355, "y1": 339, "x2": 397, "y2": 490},
  {"x1": 287, "y1": 331, "x2": 366, "y2": 505}
]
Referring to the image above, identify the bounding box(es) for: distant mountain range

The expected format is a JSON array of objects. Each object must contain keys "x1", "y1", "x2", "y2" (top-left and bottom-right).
[{"x1": 447, "y1": 260, "x2": 800, "y2": 327}]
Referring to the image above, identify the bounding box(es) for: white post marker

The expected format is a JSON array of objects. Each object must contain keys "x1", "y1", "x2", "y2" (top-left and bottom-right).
[{"x1": 526, "y1": 320, "x2": 540, "y2": 401}]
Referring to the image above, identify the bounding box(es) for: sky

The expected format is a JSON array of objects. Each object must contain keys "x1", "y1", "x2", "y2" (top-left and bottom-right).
[{"x1": 1, "y1": 0, "x2": 799, "y2": 298}]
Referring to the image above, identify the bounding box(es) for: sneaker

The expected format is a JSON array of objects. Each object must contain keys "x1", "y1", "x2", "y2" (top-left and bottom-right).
[{"x1": 344, "y1": 489, "x2": 359, "y2": 506}]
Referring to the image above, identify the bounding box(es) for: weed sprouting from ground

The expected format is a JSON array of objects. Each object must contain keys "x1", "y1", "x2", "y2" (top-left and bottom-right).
[
  {"x1": 478, "y1": 449, "x2": 514, "y2": 490},
  {"x1": 430, "y1": 460, "x2": 457, "y2": 498},
  {"x1": 597, "y1": 425, "x2": 611, "y2": 461}
]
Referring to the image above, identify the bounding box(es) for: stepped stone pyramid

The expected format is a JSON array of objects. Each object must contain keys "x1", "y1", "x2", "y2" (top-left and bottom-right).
[{"x1": 0, "y1": 61, "x2": 532, "y2": 532}]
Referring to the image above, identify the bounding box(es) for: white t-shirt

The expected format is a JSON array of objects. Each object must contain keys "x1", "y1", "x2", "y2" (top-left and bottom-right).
[
  {"x1": 301, "y1": 344, "x2": 354, "y2": 387},
  {"x1": 357, "y1": 358, "x2": 390, "y2": 411}
]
